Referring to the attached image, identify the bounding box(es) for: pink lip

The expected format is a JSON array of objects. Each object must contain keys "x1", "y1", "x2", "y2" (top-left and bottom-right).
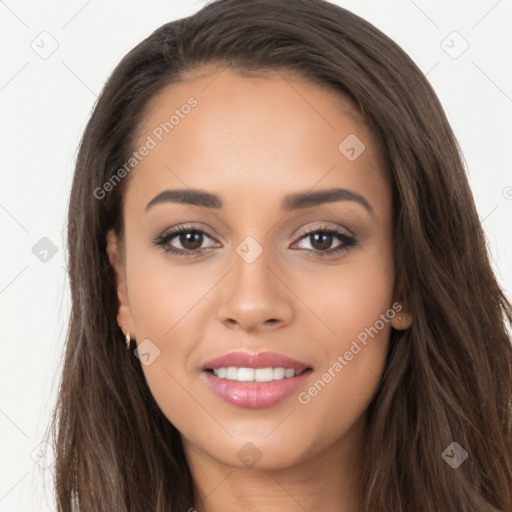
[
  {"x1": 201, "y1": 351, "x2": 314, "y2": 409},
  {"x1": 201, "y1": 350, "x2": 311, "y2": 372}
]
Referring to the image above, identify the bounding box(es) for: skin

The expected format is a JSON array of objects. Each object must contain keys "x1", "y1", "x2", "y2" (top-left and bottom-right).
[{"x1": 107, "y1": 67, "x2": 412, "y2": 512}]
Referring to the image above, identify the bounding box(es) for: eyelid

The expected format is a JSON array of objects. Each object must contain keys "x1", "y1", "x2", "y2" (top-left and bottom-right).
[{"x1": 293, "y1": 222, "x2": 354, "y2": 239}]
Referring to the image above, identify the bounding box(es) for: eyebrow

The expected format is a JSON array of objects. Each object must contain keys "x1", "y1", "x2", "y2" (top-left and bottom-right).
[{"x1": 145, "y1": 187, "x2": 374, "y2": 216}]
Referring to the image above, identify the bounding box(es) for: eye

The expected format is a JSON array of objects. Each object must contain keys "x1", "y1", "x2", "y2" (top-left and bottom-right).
[
  {"x1": 152, "y1": 224, "x2": 220, "y2": 257},
  {"x1": 291, "y1": 225, "x2": 357, "y2": 256}
]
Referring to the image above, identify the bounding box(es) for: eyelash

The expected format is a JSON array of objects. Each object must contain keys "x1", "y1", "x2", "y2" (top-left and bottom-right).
[{"x1": 152, "y1": 223, "x2": 358, "y2": 258}]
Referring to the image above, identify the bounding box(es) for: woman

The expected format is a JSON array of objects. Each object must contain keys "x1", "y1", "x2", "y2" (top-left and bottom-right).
[{"x1": 46, "y1": 0, "x2": 512, "y2": 510}]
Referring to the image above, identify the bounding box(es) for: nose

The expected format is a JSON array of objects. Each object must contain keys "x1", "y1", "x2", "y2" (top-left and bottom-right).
[{"x1": 216, "y1": 248, "x2": 294, "y2": 333}]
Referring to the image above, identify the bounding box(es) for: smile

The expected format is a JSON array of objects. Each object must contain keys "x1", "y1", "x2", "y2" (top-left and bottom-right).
[
  {"x1": 211, "y1": 366, "x2": 301, "y2": 382},
  {"x1": 201, "y1": 350, "x2": 314, "y2": 408}
]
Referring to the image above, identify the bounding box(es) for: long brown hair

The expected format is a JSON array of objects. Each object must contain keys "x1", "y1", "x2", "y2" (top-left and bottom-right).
[{"x1": 46, "y1": 0, "x2": 512, "y2": 510}]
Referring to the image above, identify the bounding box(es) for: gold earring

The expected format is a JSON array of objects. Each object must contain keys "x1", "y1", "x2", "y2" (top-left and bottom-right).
[{"x1": 121, "y1": 322, "x2": 131, "y2": 351}]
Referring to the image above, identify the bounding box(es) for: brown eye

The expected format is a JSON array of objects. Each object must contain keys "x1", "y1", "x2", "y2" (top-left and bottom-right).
[
  {"x1": 178, "y1": 231, "x2": 204, "y2": 250},
  {"x1": 292, "y1": 226, "x2": 357, "y2": 257},
  {"x1": 153, "y1": 225, "x2": 220, "y2": 257},
  {"x1": 308, "y1": 232, "x2": 336, "y2": 251}
]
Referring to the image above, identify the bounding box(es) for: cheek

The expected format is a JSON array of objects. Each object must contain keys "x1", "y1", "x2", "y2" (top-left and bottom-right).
[
  {"x1": 126, "y1": 244, "x2": 213, "y2": 341},
  {"x1": 295, "y1": 243, "x2": 394, "y2": 434},
  {"x1": 123, "y1": 248, "x2": 216, "y2": 426},
  {"x1": 301, "y1": 237, "x2": 395, "y2": 349}
]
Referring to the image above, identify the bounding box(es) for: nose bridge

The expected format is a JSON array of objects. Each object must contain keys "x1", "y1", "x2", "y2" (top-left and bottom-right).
[
  {"x1": 230, "y1": 237, "x2": 279, "y2": 305},
  {"x1": 216, "y1": 236, "x2": 294, "y2": 330}
]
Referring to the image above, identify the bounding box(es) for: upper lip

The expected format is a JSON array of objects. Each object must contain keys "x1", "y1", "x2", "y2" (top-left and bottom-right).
[{"x1": 202, "y1": 350, "x2": 312, "y2": 372}]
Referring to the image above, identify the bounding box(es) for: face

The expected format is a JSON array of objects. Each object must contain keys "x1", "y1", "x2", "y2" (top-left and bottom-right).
[{"x1": 107, "y1": 67, "x2": 409, "y2": 473}]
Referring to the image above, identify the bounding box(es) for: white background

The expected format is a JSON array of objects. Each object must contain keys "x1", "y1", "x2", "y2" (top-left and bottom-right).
[{"x1": 0, "y1": 0, "x2": 511, "y2": 510}]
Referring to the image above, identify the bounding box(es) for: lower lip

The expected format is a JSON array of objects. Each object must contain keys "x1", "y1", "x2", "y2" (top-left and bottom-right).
[{"x1": 202, "y1": 369, "x2": 313, "y2": 408}]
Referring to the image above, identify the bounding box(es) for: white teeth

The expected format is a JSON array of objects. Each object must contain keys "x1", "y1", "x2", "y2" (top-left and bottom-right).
[
  {"x1": 273, "y1": 367, "x2": 285, "y2": 380},
  {"x1": 255, "y1": 367, "x2": 274, "y2": 382},
  {"x1": 212, "y1": 366, "x2": 300, "y2": 382},
  {"x1": 226, "y1": 367, "x2": 238, "y2": 380},
  {"x1": 237, "y1": 368, "x2": 255, "y2": 381}
]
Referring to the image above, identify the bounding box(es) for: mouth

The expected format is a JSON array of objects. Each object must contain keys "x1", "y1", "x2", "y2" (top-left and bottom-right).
[{"x1": 201, "y1": 351, "x2": 314, "y2": 408}]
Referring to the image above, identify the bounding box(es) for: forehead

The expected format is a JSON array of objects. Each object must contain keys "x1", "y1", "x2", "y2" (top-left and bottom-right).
[
  {"x1": 125, "y1": 67, "x2": 388, "y2": 211},
  {"x1": 138, "y1": 66, "x2": 371, "y2": 146}
]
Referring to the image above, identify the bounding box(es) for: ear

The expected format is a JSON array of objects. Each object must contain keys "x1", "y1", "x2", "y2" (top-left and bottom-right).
[
  {"x1": 106, "y1": 229, "x2": 136, "y2": 339},
  {"x1": 391, "y1": 272, "x2": 413, "y2": 330}
]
